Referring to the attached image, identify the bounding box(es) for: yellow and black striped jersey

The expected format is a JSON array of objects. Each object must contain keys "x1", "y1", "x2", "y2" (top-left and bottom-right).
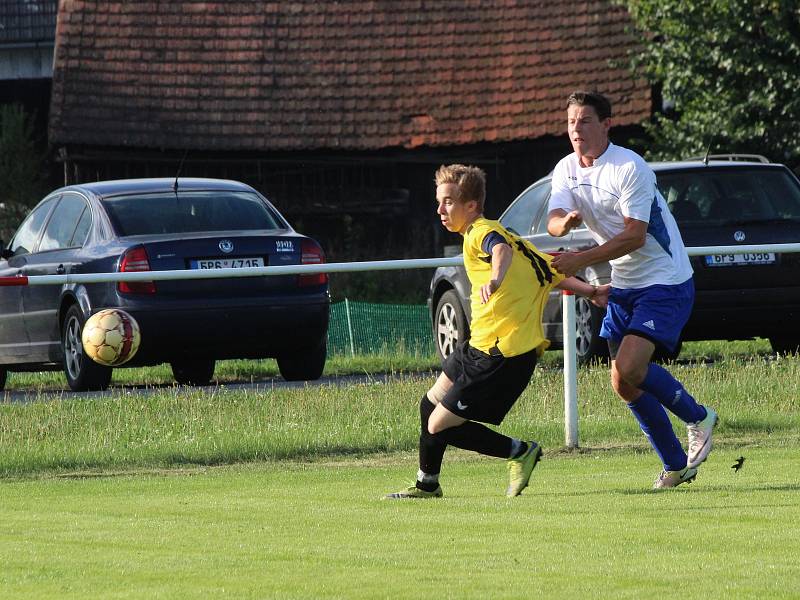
[{"x1": 463, "y1": 217, "x2": 565, "y2": 357}]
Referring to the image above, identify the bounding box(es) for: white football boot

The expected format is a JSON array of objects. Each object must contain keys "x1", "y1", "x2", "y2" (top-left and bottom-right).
[{"x1": 687, "y1": 406, "x2": 718, "y2": 469}]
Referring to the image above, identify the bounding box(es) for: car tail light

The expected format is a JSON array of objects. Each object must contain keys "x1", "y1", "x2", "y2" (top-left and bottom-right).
[
  {"x1": 118, "y1": 246, "x2": 156, "y2": 294},
  {"x1": 299, "y1": 239, "x2": 328, "y2": 287}
]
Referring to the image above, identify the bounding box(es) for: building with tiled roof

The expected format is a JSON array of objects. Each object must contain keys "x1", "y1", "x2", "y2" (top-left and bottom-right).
[
  {"x1": 0, "y1": 1, "x2": 58, "y2": 138},
  {"x1": 0, "y1": 0, "x2": 57, "y2": 79},
  {"x1": 46, "y1": 1, "x2": 653, "y2": 288},
  {"x1": 50, "y1": 0, "x2": 649, "y2": 154}
]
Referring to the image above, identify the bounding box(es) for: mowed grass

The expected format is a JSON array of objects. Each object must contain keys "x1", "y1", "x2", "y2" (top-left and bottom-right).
[
  {"x1": 1, "y1": 340, "x2": 799, "y2": 598},
  {"x1": 1, "y1": 448, "x2": 798, "y2": 599},
  {"x1": 0, "y1": 346, "x2": 440, "y2": 392},
  {"x1": 1, "y1": 341, "x2": 798, "y2": 476},
  {"x1": 0, "y1": 337, "x2": 778, "y2": 392}
]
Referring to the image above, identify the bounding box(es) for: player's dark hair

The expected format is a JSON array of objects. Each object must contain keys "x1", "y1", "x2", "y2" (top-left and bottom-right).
[{"x1": 567, "y1": 91, "x2": 612, "y2": 121}]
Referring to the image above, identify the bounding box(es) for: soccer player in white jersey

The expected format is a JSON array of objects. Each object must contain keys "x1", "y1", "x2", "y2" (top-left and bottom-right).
[{"x1": 547, "y1": 91, "x2": 718, "y2": 489}]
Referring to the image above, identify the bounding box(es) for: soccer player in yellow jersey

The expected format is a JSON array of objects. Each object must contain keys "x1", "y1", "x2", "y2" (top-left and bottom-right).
[{"x1": 386, "y1": 164, "x2": 609, "y2": 499}]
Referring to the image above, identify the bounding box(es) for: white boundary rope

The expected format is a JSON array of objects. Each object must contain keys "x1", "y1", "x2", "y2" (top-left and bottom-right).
[
  {"x1": 2, "y1": 244, "x2": 799, "y2": 287},
  {"x1": 0, "y1": 256, "x2": 463, "y2": 286}
]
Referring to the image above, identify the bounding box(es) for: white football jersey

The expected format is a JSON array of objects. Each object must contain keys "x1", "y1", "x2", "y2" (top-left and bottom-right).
[{"x1": 549, "y1": 143, "x2": 693, "y2": 289}]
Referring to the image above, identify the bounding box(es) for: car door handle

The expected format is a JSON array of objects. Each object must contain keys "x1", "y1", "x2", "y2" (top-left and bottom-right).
[{"x1": 56, "y1": 264, "x2": 66, "y2": 275}]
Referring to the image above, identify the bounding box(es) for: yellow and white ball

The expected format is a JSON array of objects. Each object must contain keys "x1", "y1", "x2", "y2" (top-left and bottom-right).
[{"x1": 81, "y1": 309, "x2": 141, "y2": 366}]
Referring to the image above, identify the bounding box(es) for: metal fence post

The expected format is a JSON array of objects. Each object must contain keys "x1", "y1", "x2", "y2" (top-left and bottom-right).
[
  {"x1": 562, "y1": 291, "x2": 579, "y2": 449},
  {"x1": 344, "y1": 298, "x2": 356, "y2": 357}
]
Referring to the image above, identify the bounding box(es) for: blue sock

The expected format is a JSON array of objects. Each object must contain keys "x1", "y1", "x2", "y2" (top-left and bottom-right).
[
  {"x1": 640, "y1": 363, "x2": 707, "y2": 423},
  {"x1": 627, "y1": 392, "x2": 687, "y2": 471}
]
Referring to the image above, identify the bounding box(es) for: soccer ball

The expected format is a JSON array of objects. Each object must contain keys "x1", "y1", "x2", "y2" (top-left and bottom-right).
[{"x1": 81, "y1": 309, "x2": 141, "y2": 366}]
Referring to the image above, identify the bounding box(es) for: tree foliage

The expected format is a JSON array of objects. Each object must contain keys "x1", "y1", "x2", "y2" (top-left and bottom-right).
[
  {"x1": 0, "y1": 104, "x2": 44, "y2": 241},
  {"x1": 0, "y1": 104, "x2": 45, "y2": 242},
  {"x1": 623, "y1": 0, "x2": 800, "y2": 168}
]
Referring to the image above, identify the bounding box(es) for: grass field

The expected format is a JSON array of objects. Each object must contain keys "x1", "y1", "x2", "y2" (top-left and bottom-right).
[
  {"x1": 1, "y1": 340, "x2": 799, "y2": 598},
  {"x1": 0, "y1": 337, "x2": 778, "y2": 392},
  {"x1": 1, "y1": 447, "x2": 798, "y2": 599}
]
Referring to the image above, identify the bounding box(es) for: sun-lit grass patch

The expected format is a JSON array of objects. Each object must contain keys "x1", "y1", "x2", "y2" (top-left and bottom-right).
[
  {"x1": 1, "y1": 339, "x2": 798, "y2": 598},
  {"x1": 0, "y1": 447, "x2": 797, "y2": 599}
]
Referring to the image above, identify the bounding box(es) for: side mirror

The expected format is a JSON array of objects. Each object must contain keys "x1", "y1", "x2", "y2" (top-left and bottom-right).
[{"x1": 0, "y1": 240, "x2": 12, "y2": 260}]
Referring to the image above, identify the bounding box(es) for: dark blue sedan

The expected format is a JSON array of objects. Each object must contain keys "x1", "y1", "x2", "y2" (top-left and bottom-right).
[{"x1": 0, "y1": 178, "x2": 329, "y2": 391}]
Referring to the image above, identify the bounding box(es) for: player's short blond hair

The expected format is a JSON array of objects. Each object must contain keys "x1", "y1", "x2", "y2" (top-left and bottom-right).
[{"x1": 434, "y1": 164, "x2": 486, "y2": 211}]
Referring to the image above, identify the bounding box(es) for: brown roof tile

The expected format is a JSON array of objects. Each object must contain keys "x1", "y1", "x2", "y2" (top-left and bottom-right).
[{"x1": 50, "y1": 0, "x2": 650, "y2": 152}]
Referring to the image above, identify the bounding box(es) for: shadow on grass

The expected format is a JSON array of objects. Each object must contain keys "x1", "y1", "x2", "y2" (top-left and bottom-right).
[{"x1": 0, "y1": 442, "x2": 412, "y2": 481}]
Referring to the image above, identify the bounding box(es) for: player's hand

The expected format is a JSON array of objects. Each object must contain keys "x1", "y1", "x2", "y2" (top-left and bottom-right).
[
  {"x1": 480, "y1": 280, "x2": 499, "y2": 304},
  {"x1": 551, "y1": 252, "x2": 583, "y2": 277},
  {"x1": 564, "y1": 210, "x2": 583, "y2": 230},
  {"x1": 591, "y1": 284, "x2": 611, "y2": 308}
]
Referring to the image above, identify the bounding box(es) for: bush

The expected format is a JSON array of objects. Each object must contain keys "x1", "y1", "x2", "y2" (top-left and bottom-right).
[{"x1": 0, "y1": 103, "x2": 45, "y2": 242}]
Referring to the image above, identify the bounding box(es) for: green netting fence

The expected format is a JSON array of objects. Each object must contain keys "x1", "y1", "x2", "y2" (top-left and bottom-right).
[{"x1": 327, "y1": 300, "x2": 435, "y2": 356}]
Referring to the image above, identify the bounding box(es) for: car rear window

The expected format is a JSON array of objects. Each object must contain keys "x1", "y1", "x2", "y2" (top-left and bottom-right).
[
  {"x1": 657, "y1": 168, "x2": 800, "y2": 225},
  {"x1": 102, "y1": 191, "x2": 286, "y2": 236}
]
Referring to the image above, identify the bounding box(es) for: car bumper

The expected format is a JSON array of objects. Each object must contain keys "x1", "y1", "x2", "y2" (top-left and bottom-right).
[
  {"x1": 684, "y1": 287, "x2": 800, "y2": 341},
  {"x1": 122, "y1": 297, "x2": 329, "y2": 364}
]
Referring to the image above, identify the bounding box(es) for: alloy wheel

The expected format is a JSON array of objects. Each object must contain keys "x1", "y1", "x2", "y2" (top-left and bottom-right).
[
  {"x1": 437, "y1": 302, "x2": 459, "y2": 357},
  {"x1": 64, "y1": 314, "x2": 84, "y2": 380},
  {"x1": 574, "y1": 297, "x2": 593, "y2": 359}
]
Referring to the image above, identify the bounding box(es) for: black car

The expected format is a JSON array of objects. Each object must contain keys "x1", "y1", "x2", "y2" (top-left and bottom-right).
[
  {"x1": 0, "y1": 178, "x2": 329, "y2": 391},
  {"x1": 430, "y1": 156, "x2": 800, "y2": 363}
]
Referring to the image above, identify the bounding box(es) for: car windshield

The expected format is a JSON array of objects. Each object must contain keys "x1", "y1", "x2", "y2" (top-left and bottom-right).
[
  {"x1": 102, "y1": 191, "x2": 285, "y2": 236},
  {"x1": 657, "y1": 168, "x2": 800, "y2": 226}
]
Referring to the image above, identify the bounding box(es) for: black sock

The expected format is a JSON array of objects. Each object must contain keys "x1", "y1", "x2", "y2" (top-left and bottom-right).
[
  {"x1": 415, "y1": 479, "x2": 440, "y2": 492},
  {"x1": 418, "y1": 394, "x2": 446, "y2": 478},
  {"x1": 511, "y1": 441, "x2": 529, "y2": 459},
  {"x1": 434, "y1": 421, "x2": 513, "y2": 459}
]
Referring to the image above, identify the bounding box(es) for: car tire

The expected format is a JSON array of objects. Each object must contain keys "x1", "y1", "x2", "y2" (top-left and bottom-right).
[
  {"x1": 171, "y1": 359, "x2": 216, "y2": 386},
  {"x1": 769, "y1": 337, "x2": 800, "y2": 355},
  {"x1": 434, "y1": 289, "x2": 469, "y2": 363},
  {"x1": 574, "y1": 297, "x2": 609, "y2": 365},
  {"x1": 0, "y1": 367, "x2": 6, "y2": 391},
  {"x1": 62, "y1": 304, "x2": 113, "y2": 392},
  {"x1": 277, "y1": 340, "x2": 326, "y2": 381}
]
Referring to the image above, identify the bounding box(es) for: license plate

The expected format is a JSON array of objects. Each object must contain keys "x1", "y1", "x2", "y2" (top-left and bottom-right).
[
  {"x1": 704, "y1": 252, "x2": 776, "y2": 267},
  {"x1": 190, "y1": 257, "x2": 265, "y2": 269}
]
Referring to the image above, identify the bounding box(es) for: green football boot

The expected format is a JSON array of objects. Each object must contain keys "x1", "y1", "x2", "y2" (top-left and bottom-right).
[
  {"x1": 384, "y1": 485, "x2": 443, "y2": 499},
  {"x1": 506, "y1": 442, "x2": 542, "y2": 497}
]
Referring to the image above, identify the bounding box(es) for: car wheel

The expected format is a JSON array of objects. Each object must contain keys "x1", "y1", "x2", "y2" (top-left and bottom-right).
[
  {"x1": 62, "y1": 304, "x2": 113, "y2": 392},
  {"x1": 277, "y1": 341, "x2": 326, "y2": 381},
  {"x1": 574, "y1": 297, "x2": 609, "y2": 365},
  {"x1": 0, "y1": 367, "x2": 6, "y2": 391},
  {"x1": 434, "y1": 290, "x2": 469, "y2": 363},
  {"x1": 171, "y1": 359, "x2": 216, "y2": 386},
  {"x1": 769, "y1": 337, "x2": 800, "y2": 355}
]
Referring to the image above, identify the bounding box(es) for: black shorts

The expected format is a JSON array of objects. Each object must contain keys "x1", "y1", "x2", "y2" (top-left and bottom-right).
[{"x1": 441, "y1": 343, "x2": 538, "y2": 425}]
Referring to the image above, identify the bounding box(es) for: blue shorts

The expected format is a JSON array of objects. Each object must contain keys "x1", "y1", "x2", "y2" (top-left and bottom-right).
[{"x1": 600, "y1": 278, "x2": 694, "y2": 354}]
